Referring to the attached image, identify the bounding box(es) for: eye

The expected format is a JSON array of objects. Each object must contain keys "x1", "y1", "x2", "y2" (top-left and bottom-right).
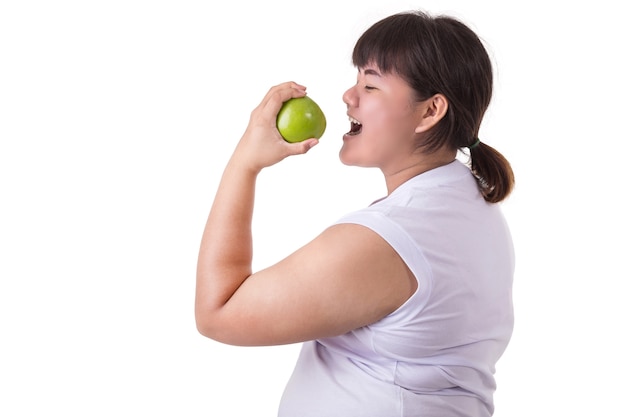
[{"x1": 364, "y1": 85, "x2": 377, "y2": 91}]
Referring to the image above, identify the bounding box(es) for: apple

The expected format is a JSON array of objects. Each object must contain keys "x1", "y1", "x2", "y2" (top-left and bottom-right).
[{"x1": 276, "y1": 96, "x2": 326, "y2": 143}]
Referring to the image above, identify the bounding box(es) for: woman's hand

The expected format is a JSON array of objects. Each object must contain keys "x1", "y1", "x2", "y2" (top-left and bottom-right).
[{"x1": 231, "y1": 82, "x2": 319, "y2": 173}]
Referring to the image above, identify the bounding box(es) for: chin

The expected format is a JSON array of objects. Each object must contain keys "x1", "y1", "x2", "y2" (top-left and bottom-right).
[{"x1": 339, "y1": 144, "x2": 376, "y2": 168}]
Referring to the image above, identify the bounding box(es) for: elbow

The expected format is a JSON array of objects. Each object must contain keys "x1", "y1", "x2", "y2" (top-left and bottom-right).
[
  {"x1": 194, "y1": 285, "x2": 223, "y2": 340},
  {"x1": 195, "y1": 316, "x2": 210, "y2": 338},
  {"x1": 195, "y1": 320, "x2": 219, "y2": 341},
  {"x1": 195, "y1": 318, "x2": 237, "y2": 345},
  {"x1": 194, "y1": 307, "x2": 257, "y2": 346},
  {"x1": 194, "y1": 306, "x2": 232, "y2": 344},
  {"x1": 195, "y1": 306, "x2": 219, "y2": 340}
]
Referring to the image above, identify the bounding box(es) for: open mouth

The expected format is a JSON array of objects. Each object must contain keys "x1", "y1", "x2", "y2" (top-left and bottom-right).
[{"x1": 347, "y1": 116, "x2": 362, "y2": 136}]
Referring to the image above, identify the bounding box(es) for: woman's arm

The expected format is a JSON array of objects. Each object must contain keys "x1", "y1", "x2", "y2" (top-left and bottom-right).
[
  {"x1": 195, "y1": 82, "x2": 416, "y2": 346},
  {"x1": 195, "y1": 82, "x2": 316, "y2": 328}
]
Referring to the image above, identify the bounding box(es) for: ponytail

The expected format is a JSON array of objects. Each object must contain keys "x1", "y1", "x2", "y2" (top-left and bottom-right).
[{"x1": 468, "y1": 141, "x2": 515, "y2": 203}]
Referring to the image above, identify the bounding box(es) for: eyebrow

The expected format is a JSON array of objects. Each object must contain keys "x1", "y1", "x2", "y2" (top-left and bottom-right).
[{"x1": 362, "y1": 68, "x2": 382, "y2": 77}]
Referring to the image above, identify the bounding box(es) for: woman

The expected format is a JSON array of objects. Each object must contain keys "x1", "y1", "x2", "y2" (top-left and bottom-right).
[{"x1": 196, "y1": 11, "x2": 515, "y2": 417}]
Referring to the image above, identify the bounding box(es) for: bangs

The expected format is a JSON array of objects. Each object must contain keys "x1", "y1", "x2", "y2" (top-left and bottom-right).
[
  {"x1": 352, "y1": 16, "x2": 412, "y2": 74},
  {"x1": 351, "y1": 12, "x2": 435, "y2": 98}
]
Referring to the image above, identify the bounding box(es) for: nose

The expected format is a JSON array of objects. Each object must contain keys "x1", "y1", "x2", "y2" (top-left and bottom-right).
[{"x1": 342, "y1": 84, "x2": 357, "y2": 108}]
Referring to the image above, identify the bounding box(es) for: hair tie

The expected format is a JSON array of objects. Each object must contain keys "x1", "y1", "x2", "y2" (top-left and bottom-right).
[{"x1": 468, "y1": 138, "x2": 480, "y2": 150}]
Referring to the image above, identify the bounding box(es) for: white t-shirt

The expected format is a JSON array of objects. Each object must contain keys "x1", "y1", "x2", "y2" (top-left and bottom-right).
[{"x1": 278, "y1": 160, "x2": 515, "y2": 417}]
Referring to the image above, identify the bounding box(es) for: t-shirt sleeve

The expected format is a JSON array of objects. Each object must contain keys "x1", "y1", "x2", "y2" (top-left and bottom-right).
[{"x1": 333, "y1": 209, "x2": 433, "y2": 302}]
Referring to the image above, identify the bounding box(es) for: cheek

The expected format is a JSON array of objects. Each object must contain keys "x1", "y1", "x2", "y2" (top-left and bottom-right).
[
  {"x1": 339, "y1": 98, "x2": 417, "y2": 166},
  {"x1": 366, "y1": 112, "x2": 415, "y2": 150},
  {"x1": 364, "y1": 99, "x2": 414, "y2": 136},
  {"x1": 362, "y1": 100, "x2": 389, "y2": 128}
]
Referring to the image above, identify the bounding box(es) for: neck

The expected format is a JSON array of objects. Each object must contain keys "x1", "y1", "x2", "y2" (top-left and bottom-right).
[{"x1": 383, "y1": 149, "x2": 456, "y2": 194}]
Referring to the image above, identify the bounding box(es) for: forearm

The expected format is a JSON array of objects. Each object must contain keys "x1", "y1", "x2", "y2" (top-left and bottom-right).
[
  {"x1": 194, "y1": 82, "x2": 317, "y2": 337},
  {"x1": 196, "y1": 156, "x2": 258, "y2": 317}
]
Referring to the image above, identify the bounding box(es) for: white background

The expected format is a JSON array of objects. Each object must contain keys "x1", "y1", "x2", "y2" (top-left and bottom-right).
[{"x1": 1, "y1": 0, "x2": 624, "y2": 416}]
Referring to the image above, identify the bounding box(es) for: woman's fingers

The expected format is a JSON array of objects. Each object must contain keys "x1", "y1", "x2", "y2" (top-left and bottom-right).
[
  {"x1": 231, "y1": 81, "x2": 320, "y2": 171},
  {"x1": 257, "y1": 82, "x2": 307, "y2": 123},
  {"x1": 284, "y1": 138, "x2": 319, "y2": 156}
]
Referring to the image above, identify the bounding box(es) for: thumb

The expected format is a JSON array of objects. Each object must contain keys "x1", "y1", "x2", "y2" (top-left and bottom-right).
[{"x1": 287, "y1": 138, "x2": 319, "y2": 155}]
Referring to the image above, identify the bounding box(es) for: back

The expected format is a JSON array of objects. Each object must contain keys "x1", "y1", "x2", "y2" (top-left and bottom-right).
[{"x1": 278, "y1": 160, "x2": 514, "y2": 417}]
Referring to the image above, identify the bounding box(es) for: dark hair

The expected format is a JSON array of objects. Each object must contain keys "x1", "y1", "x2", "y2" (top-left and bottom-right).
[{"x1": 353, "y1": 11, "x2": 514, "y2": 203}]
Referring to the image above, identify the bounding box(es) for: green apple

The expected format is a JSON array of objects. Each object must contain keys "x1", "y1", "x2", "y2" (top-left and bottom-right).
[{"x1": 276, "y1": 96, "x2": 326, "y2": 143}]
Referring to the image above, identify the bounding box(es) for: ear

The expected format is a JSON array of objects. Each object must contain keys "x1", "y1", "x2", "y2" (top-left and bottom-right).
[{"x1": 415, "y1": 94, "x2": 448, "y2": 133}]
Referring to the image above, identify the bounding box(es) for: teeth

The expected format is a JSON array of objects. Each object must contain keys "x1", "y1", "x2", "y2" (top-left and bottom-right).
[{"x1": 349, "y1": 116, "x2": 362, "y2": 125}]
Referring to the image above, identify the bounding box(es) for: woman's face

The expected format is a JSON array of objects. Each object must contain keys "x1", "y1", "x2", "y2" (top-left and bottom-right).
[{"x1": 340, "y1": 64, "x2": 426, "y2": 173}]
